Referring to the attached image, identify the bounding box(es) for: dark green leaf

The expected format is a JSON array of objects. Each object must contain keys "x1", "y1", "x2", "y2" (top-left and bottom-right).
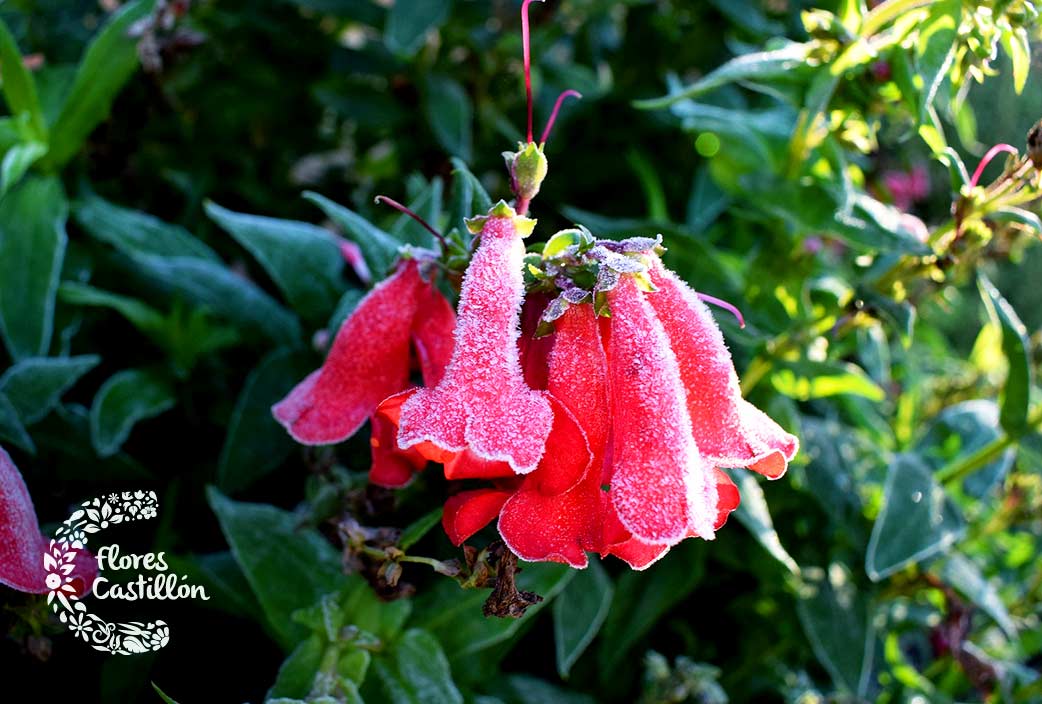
[
  {"x1": 424, "y1": 75, "x2": 472, "y2": 162},
  {"x1": 917, "y1": 401, "x2": 1014, "y2": 498},
  {"x1": 164, "y1": 551, "x2": 262, "y2": 620},
  {"x1": 218, "y1": 349, "x2": 313, "y2": 494},
  {"x1": 367, "y1": 629, "x2": 464, "y2": 704},
  {"x1": 0, "y1": 18, "x2": 46, "y2": 139},
  {"x1": 384, "y1": 0, "x2": 452, "y2": 57},
  {"x1": 0, "y1": 141, "x2": 46, "y2": 196},
  {"x1": 865, "y1": 454, "x2": 965, "y2": 581},
  {"x1": 796, "y1": 563, "x2": 876, "y2": 696},
  {"x1": 413, "y1": 562, "x2": 573, "y2": 662},
  {"x1": 599, "y1": 540, "x2": 705, "y2": 674},
  {"x1": 731, "y1": 471, "x2": 801, "y2": 576},
  {"x1": 58, "y1": 282, "x2": 166, "y2": 335},
  {"x1": 553, "y1": 560, "x2": 613, "y2": 678},
  {"x1": 132, "y1": 255, "x2": 302, "y2": 346},
  {"x1": 207, "y1": 487, "x2": 344, "y2": 649},
  {"x1": 151, "y1": 682, "x2": 181, "y2": 704},
  {"x1": 0, "y1": 354, "x2": 100, "y2": 424},
  {"x1": 398, "y1": 507, "x2": 444, "y2": 551},
  {"x1": 451, "y1": 157, "x2": 492, "y2": 225},
  {"x1": 74, "y1": 193, "x2": 219, "y2": 261},
  {"x1": 42, "y1": 0, "x2": 157, "y2": 169},
  {"x1": 0, "y1": 175, "x2": 68, "y2": 359},
  {"x1": 939, "y1": 553, "x2": 1016, "y2": 639},
  {"x1": 267, "y1": 634, "x2": 325, "y2": 700},
  {"x1": 205, "y1": 201, "x2": 345, "y2": 320},
  {"x1": 390, "y1": 177, "x2": 443, "y2": 249},
  {"x1": 304, "y1": 191, "x2": 400, "y2": 279},
  {"x1": 90, "y1": 368, "x2": 175, "y2": 457},
  {"x1": 978, "y1": 275, "x2": 1032, "y2": 436},
  {"x1": 0, "y1": 391, "x2": 34, "y2": 453}
]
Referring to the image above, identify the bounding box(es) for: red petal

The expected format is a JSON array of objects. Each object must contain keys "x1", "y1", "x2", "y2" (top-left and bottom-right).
[
  {"x1": 273, "y1": 261, "x2": 423, "y2": 445},
  {"x1": 412, "y1": 284, "x2": 456, "y2": 387},
  {"x1": 498, "y1": 480, "x2": 601, "y2": 568},
  {"x1": 713, "y1": 468, "x2": 741, "y2": 529},
  {"x1": 398, "y1": 215, "x2": 553, "y2": 473},
  {"x1": 0, "y1": 446, "x2": 47, "y2": 592},
  {"x1": 443, "y1": 451, "x2": 516, "y2": 480},
  {"x1": 0, "y1": 447, "x2": 97, "y2": 595},
  {"x1": 525, "y1": 396, "x2": 591, "y2": 495},
  {"x1": 442, "y1": 489, "x2": 513, "y2": 546},
  {"x1": 647, "y1": 261, "x2": 798, "y2": 477},
  {"x1": 369, "y1": 391, "x2": 427, "y2": 488},
  {"x1": 606, "y1": 277, "x2": 718, "y2": 544},
  {"x1": 519, "y1": 291, "x2": 555, "y2": 390}
]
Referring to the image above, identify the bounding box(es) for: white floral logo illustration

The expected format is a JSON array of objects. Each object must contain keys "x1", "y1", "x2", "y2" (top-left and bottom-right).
[{"x1": 45, "y1": 490, "x2": 170, "y2": 655}]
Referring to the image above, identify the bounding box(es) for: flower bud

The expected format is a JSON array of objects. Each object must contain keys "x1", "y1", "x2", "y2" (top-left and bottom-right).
[{"x1": 505, "y1": 141, "x2": 548, "y2": 209}]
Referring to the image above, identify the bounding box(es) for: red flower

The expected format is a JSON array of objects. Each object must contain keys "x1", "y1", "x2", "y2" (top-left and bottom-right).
[
  {"x1": 396, "y1": 204, "x2": 554, "y2": 474},
  {"x1": 273, "y1": 258, "x2": 455, "y2": 446},
  {"x1": 647, "y1": 258, "x2": 798, "y2": 479},
  {"x1": 0, "y1": 446, "x2": 97, "y2": 596}
]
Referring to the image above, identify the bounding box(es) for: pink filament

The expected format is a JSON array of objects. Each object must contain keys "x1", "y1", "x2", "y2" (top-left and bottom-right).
[
  {"x1": 969, "y1": 143, "x2": 1019, "y2": 188},
  {"x1": 374, "y1": 195, "x2": 446, "y2": 248},
  {"x1": 697, "y1": 292, "x2": 746, "y2": 329},
  {"x1": 540, "y1": 89, "x2": 582, "y2": 146},
  {"x1": 521, "y1": 0, "x2": 546, "y2": 144}
]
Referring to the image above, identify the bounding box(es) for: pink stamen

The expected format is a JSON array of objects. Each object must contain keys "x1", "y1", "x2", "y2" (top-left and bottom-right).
[
  {"x1": 521, "y1": 0, "x2": 546, "y2": 144},
  {"x1": 969, "y1": 143, "x2": 1019, "y2": 188},
  {"x1": 374, "y1": 195, "x2": 447, "y2": 249},
  {"x1": 540, "y1": 89, "x2": 582, "y2": 146},
  {"x1": 697, "y1": 293, "x2": 746, "y2": 329}
]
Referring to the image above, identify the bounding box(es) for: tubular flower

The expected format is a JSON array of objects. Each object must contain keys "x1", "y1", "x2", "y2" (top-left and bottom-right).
[
  {"x1": 0, "y1": 446, "x2": 97, "y2": 596},
  {"x1": 273, "y1": 258, "x2": 454, "y2": 446},
  {"x1": 396, "y1": 203, "x2": 554, "y2": 474},
  {"x1": 646, "y1": 258, "x2": 798, "y2": 479}
]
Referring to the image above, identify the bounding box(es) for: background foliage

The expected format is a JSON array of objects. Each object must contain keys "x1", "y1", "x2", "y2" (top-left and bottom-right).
[{"x1": 1, "y1": 0, "x2": 1041, "y2": 702}]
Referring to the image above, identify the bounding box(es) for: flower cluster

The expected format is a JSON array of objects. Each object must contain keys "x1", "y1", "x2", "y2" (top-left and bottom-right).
[{"x1": 273, "y1": 0, "x2": 797, "y2": 571}]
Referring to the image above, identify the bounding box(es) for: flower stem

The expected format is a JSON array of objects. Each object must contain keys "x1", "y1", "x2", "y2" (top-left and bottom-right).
[
  {"x1": 937, "y1": 405, "x2": 1042, "y2": 486},
  {"x1": 374, "y1": 195, "x2": 447, "y2": 250}
]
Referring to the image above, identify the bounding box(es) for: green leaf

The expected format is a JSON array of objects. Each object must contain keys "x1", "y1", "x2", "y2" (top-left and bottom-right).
[
  {"x1": 367, "y1": 629, "x2": 464, "y2": 704},
  {"x1": 0, "y1": 141, "x2": 46, "y2": 196},
  {"x1": 151, "y1": 682, "x2": 181, "y2": 704},
  {"x1": 42, "y1": 0, "x2": 157, "y2": 169},
  {"x1": 796, "y1": 563, "x2": 876, "y2": 696},
  {"x1": 0, "y1": 392, "x2": 34, "y2": 453},
  {"x1": 268, "y1": 634, "x2": 325, "y2": 700},
  {"x1": 74, "y1": 193, "x2": 219, "y2": 261},
  {"x1": 164, "y1": 551, "x2": 261, "y2": 620},
  {"x1": 0, "y1": 355, "x2": 100, "y2": 424},
  {"x1": 423, "y1": 75, "x2": 472, "y2": 162},
  {"x1": 304, "y1": 191, "x2": 400, "y2": 279},
  {"x1": 132, "y1": 255, "x2": 302, "y2": 346},
  {"x1": 390, "y1": 177, "x2": 443, "y2": 249},
  {"x1": 413, "y1": 562, "x2": 573, "y2": 662},
  {"x1": 939, "y1": 553, "x2": 1016, "y2": 639},
  {"x1": 205, "y1": 201, "x2": 345, "y2": 320},
  {"x1": 488, "y1": 675, "x2": 597, "y2": 704},
  {"x1": 771, "y1": 361, "x2": 886, "y2": 402},
  {"x1": 90, "y1": 368, "x2": 175, "y2": 457},
  {"x1": 635, "y1": 42, "x2": 812, "y2": 109},
  {"x1": 599, "y1": 540, "x2": 705, "y2": 675},
  {"x1": 686, "y1": 168, "x2": 730, "y2": 232},
  {"x1": 1001, "y1": 26, "x2": 1031, "y2": 95},
  {"x1": 218, "y1": 349, "x2": 313, "y2": 494},
  {"x1": 915, "y1": 0, "x2": 960, "y2": 121},
  {"x1": 990, "y1": 206, "x2": 1042, "y2": 233},
  {"x1": 327, "y1": 288, "x2": 365, "y2": 338},
  {"x1": 398, "y1": 507, "x2": 444, "y2": 551},
  {"x1": 917, "y1": 401, "x2": 1014, "y2": 498},
  {"x1": 0, "y1": 18, "x2": 46, "y2": 140},
  {"x1": 731, "y1": 471, "x2": 801, "y2": 576},
  {"x1": 384, "y1": 0, "x2": 452, "y2": 57},
  {"x1": 58, "y1": 282, "x2": 166, "y2": 335},
  {"x1": 207, "y1": 487, "x2": 344, "y2": 649},
  {"x1": 450, "y1": 157, "x2": 492, "y2": 226},
  {"x1": 0, "y1": 175, "x2": 68, "y2": 359},
  {"x1": 553, "y1": 560, "x2": 613, "y2": 678},
  {"x1": 978, "y1": 274, "x2": 1032, "y2": 437},
  {"x1": 865, "y1": 454, "x2": 966, "y2": 581}
]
